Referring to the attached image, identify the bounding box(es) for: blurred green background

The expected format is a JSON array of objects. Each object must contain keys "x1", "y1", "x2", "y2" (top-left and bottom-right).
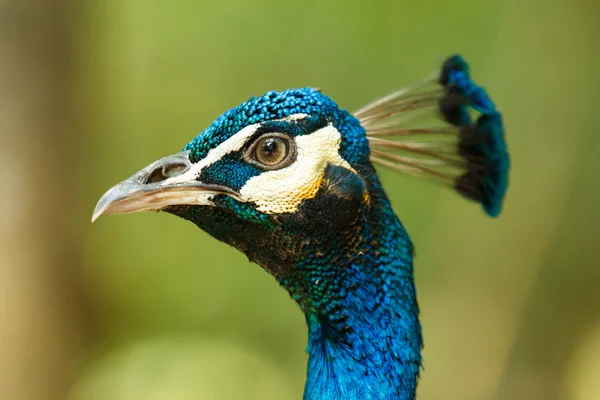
[{"x1": 1, "y1": 0, "x2": 599, "y2": 399}]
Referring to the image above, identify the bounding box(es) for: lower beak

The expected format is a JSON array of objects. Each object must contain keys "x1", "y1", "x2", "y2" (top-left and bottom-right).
[{"x1": 91, "y1": 151, "x2": 240, "y2": 222}]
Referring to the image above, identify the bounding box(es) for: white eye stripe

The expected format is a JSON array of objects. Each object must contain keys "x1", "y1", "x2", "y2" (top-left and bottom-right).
[
  {"x1": 165, "y1": 113, "x2": 310, "y2": 186},
  {"x1": 164, "y1": 123, "x2": 261, "y2": 186}
]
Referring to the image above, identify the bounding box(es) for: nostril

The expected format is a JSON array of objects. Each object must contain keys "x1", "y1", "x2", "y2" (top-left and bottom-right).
[
  {"x1": 164, "y1": 163, "x2": 187, "y2": 177},
  {"x1": 145, "y1": 168, "x2": 167, "y2": 184},
  {"x1": 145, "y1": 163, "x2": 187, "y2": 184}
]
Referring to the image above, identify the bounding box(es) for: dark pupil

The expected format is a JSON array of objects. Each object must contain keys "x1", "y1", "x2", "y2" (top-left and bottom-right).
[
  {"x1": 262, "y1": 138, "x2": 278, "y2": 156},
  {"x1": 257, "y1": 137, "x2": 286, "y2": 165}
]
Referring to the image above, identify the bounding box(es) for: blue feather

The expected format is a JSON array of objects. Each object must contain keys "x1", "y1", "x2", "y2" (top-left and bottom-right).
[{"x1": 440, "y1": 55, "x2": 509, "y2": 217}]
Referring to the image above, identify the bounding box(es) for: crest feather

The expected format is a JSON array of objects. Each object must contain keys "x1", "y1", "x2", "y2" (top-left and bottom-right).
[{"x1": 355, "y1": 55, "x2": 509, "y2": 217}]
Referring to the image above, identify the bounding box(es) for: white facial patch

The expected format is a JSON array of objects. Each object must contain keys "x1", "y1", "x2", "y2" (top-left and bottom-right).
[
  {"x1": 151, "y1": 115, "x2": 353, "y2": 215},
  {"x1": 239, "y1": 124, "x2": 355, "y2": 214},
  {"x1": 162, "y1": 114, "x2": 310, "y2": 187}
]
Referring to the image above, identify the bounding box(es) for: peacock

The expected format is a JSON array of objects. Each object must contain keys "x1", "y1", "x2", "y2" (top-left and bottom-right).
[{"x1": 92, "y1": 55, "x2": 509, "y2": 400}]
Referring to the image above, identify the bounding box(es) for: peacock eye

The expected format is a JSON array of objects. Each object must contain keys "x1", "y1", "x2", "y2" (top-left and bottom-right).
[
  {"x1": 248, "y1": 133, "x2": 296, "y2": 170},
  {"x1": 256, "y1": 137, "x2": 287, "y2": 165}
]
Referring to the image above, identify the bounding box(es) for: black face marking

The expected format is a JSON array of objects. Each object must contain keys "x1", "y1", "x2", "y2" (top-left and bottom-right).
[
  {"x1": 198, "y1": 152, "x2": 262, "y2": 192},
  {"x1": 250, "y1": 114, "x2": 329, "y2": 140}
]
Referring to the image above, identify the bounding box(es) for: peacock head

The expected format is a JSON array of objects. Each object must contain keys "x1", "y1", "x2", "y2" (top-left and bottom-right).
[
  {"x1": 93, "y1": 88, "x2": 377, "y2": 279},
  {"x1": 93, "y1": 55, "x2": 509, "y2": 294}
]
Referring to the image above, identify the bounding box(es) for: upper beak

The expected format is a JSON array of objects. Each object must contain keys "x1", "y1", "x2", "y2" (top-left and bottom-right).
[{"x1": 92, "y1": 151, "x2": 240, "y2": 222}]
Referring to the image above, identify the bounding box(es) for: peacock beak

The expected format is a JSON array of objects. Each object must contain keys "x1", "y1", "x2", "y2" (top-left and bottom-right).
[{"x1": 91, "y1": 151, "x2": 241, "y2": 222}]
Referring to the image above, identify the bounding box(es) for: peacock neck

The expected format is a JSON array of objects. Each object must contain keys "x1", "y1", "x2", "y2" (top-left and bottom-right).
[
  {"x1": 178, "y1": 166, "x2": 422, "y2": 399},
  {"x1": 300, "y1": 182, "x2": 422, "y2": 400}
]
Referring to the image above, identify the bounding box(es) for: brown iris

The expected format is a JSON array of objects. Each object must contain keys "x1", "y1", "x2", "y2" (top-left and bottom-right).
[
  {"x1": 256, "y1": 137, "x2": 287, "y2": 165},
  {"x1": 247, "y1": 133, "x2": 296, "y2": 170}
]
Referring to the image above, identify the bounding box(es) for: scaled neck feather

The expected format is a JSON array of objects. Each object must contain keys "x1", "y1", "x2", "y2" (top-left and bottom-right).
[{"x1": 299, "y1": 172, "x2": 421, "y2": 400}]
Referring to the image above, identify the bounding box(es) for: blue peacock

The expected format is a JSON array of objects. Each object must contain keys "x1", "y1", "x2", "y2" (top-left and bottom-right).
[{"x1": 93, "y1": 55, "x2": 509, "y2": 400}]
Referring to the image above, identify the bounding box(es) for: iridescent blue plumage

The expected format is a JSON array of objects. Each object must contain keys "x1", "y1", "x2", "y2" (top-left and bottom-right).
[
  {"x1": 179, "y1": 88, "x2": 423, "y2": 399},
  {"x1": 301, "y1": 169, "x2": 422, "y2": 400},
  {"x1": 93, "y1": 55, "x2": 509, "y2": 400}
]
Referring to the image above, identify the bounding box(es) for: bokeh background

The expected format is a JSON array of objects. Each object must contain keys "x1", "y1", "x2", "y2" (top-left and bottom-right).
[{"x1": 1, "y1": 0, "x2": 599, "y2": 399}]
